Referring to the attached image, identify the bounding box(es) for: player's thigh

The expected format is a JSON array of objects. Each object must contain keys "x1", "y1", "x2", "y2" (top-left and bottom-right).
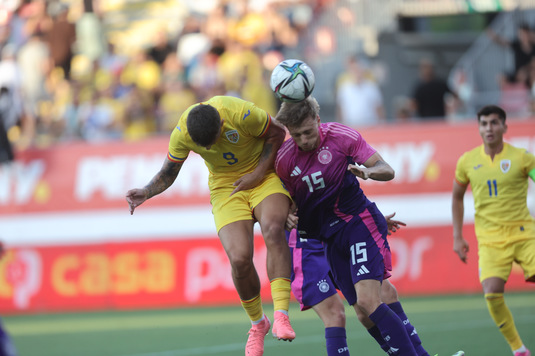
[
  {"x1": 218, "y1": 219, "x2": 255, "y2": 264},
  {"x1": 292, "y1": 246, "x2": 337, "y2": 311},
  {"x1": 478, "y1": 243, "x2": 514, "y2": 283},
  {"x1": 312, "y1": 293, "x2": 346, "y2": 328},
  {"x1": 325, "y1": 224, "x2": 387, "y2": 306},
  {"x1": 250, "y1": 172, "x2": 291, "y2": 229},
  {"x1": 211, "y1": 186, "x2": 254, "y2": 233},
  {"x1": 513, "y1": 238, "x2": 535, "y2": 281}
]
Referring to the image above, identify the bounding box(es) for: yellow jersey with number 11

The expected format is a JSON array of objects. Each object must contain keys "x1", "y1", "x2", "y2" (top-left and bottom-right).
[{"x1": 455, "y1": 142, "x2": 535, "y2": 243}]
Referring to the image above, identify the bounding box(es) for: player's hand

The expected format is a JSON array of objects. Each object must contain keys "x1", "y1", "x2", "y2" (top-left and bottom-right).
[
  {"x1": 230, "y1": 172, "x2": 262, "y2": 196},
  {"x1": 453, "y1": 237, "x2": 469, "y2": 263},
  {"x1": 126, "y1": 188, "x2": 148, "y2": 215},
  {"x1": 348, "y1": 164, "x2": 370, "y2": 180},
  {"x1": 385, "y1": 212, "x2": 406, "y2": 235},
  {"x1": 285, "y1": 210, "x2": 298, "y2": 231}
]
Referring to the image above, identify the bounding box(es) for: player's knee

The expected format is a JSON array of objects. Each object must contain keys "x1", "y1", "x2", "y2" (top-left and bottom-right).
[
  {"x1": 331, "y1": 308, "x2": 346, "y2": 326},
  {"x1": 261, "y1": 221, "x2": 286, "y2": 245},
  {"x1": 355, "y1": 296, "x2": 380, "y2": 316},
  {"x1": 321, "y1": 304, "x2": 346, "y2": 327},
  {"x1": 227, "y1": 254, "x2": 255, "y2": 275},
  {"x1": 380, "y1": 281, "x2": 399, "y2": 304}
]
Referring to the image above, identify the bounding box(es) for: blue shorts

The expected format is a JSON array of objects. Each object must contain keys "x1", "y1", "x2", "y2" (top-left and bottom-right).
[
  {"x1": 324, "y1": 203, "x2": 392, "y2": 305},
  {"x1": 287, "y1": 229, "x2": 338, "y2": 311}
]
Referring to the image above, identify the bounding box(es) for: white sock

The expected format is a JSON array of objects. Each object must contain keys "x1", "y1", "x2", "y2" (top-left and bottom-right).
[
  {"x1": 252, "y1": 315, "x2": 265, "y2": 325},
  {"x1": 513, "y1": 345, "x2": 527, "y2": 354}
]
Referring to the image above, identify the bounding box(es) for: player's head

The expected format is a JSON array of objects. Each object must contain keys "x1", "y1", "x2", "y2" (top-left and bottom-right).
[
  {"x1": 187, "y1": 104, "x2": 222, "y2": 148},
  {"x1": 477, "y1": 105, "x2": 507, "y2": 146},
  {"x1": 276, "y1": 96, "x2": 321, "y2": 152},
  {"x1": 276, "y1": 96, "x2": 320, "y2": 128}
]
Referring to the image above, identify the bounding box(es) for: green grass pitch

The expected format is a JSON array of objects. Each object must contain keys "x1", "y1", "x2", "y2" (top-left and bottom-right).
[{"x1": 4, "y1": 292, "x2": 534, "y2": 356}]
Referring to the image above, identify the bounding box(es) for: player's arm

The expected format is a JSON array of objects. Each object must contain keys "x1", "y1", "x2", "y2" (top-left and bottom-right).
[
  {"x1": 348, "y1": 152, "x2": 395, "y2": 181},
  {"x1": 451, "y1": 180, "x2": 469, "y2": 263},
  {"x1": 126, "y1": 158, "x2": 183, "y2": 215},
  {"x1": 231, "y1": 118, "x2": 286, "y2": 195}
]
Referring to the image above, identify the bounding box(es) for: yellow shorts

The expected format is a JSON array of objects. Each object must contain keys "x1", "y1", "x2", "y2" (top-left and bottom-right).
[
  {"x1": 478, "y1": 236, "x2": 535, "y2": 283},
  {"x1": 210, "y1": 172, "x2": 291, "y2": 232}
]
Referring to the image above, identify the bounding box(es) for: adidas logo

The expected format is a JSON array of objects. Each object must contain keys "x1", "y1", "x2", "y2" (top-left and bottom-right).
[
  {"x1": 290, "y1": 166, "x2": 302, "y2": 177},
  {"x1": 387, "y1": 347, "x2": 399, "y2": 354},
  {"x1": 411, "y1": 329, "x2": 418, "y2": 336},
  {"x1": 356, "y1": 265, "x2": 369, "y2": 276}
]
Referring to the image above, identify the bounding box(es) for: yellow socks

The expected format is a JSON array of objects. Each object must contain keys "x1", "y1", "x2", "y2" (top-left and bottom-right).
[
  {"x1": 241, "y1": 278, "x2": 291, "y2": 322},
  {"x1": 270, "y1": 277, "x2": 291, "y2": 313},
  {"x1": 241, "y1": 295, "x2": 264, "y2": 323},
  {"x1": 485, "y1": 293, "x2": 523, "y2": 351}
]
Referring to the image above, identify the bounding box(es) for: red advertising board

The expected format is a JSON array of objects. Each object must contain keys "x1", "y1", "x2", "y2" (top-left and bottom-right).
[{"x1": 0, "y1": 227, "x2": 533, "y2": 314}]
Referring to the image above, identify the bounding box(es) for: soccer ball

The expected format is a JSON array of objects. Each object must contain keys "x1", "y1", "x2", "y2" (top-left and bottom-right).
[{"x1": 270, "y1": 59, "x2": 315, "y2": 103}]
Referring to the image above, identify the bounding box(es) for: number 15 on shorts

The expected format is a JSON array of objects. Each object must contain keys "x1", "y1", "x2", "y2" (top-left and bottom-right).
[{"x1": 350, "y1": 242, "x2": 368, "y2": 265}]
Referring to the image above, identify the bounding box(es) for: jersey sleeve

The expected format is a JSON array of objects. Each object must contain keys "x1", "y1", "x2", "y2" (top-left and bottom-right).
[
  {"x1": 454, "y1": 153, "x2": 469, "y2": 186},
  {"x1": 167, "y1": 124, "x2": 190, "y2": 163},
  {"x1": 522, "y1": 149, "x2": 535, "y2": 177},
  {"x1": 238, "y1": 102, "x2": 271, "y2": 138},
  {"x1": 345, "y1": 127, "x2": 376, "y2": 165}
]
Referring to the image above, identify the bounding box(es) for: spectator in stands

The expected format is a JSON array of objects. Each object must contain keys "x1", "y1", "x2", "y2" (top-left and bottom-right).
[
  {"x1": 487, "y1": 23, "x2": 535, "y2": 80},
  {"x1": 146, "y1": 28, "x2": 175, "y2": 66},
  {"x1": 17, "y1": 31, "x2": 51, "y2": 119},
  {"x1": 336, "y1": 55, "x2": 385, "y2": 126},
  {"x1": 410, "y1": 58, "x2": 457, "y2": 120},
  {"x1": 45, "y1": 3, "x2": 76, "y2": 80},
  {"x1": 0, "y1": 44, "x2": 33, "y2": 151},
  {"x1": 0, "y1": 90, "x2": 15, "y2": 164},
  {"x1": 497, "y1": 69, "x2": 531, "y2": 117}
]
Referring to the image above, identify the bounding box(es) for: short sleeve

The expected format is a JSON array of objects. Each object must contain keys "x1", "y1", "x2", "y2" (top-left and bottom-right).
[
  {"x1": 348, "y1": 131, "x2": 376, "y2": 165},
  {"x1": 237, "y1": 103, "x2": 271, "y2": 138},
  {"x1": 522, "y1": 149, "x2": 535, "y2": 175},
  {"x1": 454, "y1": 153, "x2": 469, "y2": 186},
  {"x1": 167, "y1": 120, "x2": 190, "y2": 163}
]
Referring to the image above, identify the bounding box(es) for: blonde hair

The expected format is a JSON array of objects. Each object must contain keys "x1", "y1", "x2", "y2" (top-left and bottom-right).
[{"x1": 276, "y1": 96, "x2": 320, "y2": 128}]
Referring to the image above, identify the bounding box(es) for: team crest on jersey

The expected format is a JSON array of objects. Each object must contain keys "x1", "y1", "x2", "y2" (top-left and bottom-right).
[
  {"x1": 225, "y1": 130, "x2": 239, "y2": 143},
  {"x1": 500, "y1": 159, "x2": 511, "y2": 173},
  {"x1": 317, "y1": 279, "x2": 330, "y2": 293},
  {"x1": 317, "y1": 147, "x2": 332, "y2": 164}
]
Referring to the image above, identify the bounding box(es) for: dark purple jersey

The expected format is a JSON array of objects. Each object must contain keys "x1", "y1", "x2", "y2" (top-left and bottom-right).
[{"x1": 275, "y1": 122, "x2": 376, "y2": 240}]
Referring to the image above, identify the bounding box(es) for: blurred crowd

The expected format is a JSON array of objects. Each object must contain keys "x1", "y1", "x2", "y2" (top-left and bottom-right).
[
  {"x1": 0, "y1": 0, "x2": 324, "y2": 159},
  {"x1": 1, "y1": 0, "x2": 535, "y2": 163}
]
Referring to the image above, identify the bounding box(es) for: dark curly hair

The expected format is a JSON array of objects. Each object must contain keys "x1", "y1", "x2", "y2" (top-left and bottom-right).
[
  {"x1": 477, "y1": 105, "x2": 506, "y2": 123},
  {"x1": 187, "y1": 104, "x2": 222, "y2": 147}
]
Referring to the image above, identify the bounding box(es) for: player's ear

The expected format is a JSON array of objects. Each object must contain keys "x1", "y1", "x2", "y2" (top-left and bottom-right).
[{"x1": 316, "y1": 115, "x2": 321, "y2": 124}]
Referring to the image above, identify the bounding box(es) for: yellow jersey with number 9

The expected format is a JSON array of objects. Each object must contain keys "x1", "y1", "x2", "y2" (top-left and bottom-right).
[
  {"x1": 455, "y1": 142, "x2": 535, "y2": 240},
  {"x1": 167, "y1": 96, "x2": 272, "y2": 188}
]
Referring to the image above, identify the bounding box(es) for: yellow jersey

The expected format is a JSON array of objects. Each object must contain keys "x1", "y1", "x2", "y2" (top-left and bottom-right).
[
  {"x1": 167, "y1": 96, "x2": 272, "y2": 188},
  {"x1": 455, "y1": 142, "x2": 535, "y2": 241}
]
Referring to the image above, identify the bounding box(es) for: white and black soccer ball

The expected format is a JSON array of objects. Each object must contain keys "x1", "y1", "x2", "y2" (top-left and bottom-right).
[{"x1": 270, "y1": 59, "x2": 315, "y2": 103}]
